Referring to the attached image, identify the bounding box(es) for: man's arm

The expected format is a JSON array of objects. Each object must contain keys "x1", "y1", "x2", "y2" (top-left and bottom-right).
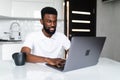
[
  {"x1": 21, "y1": 47, "x2": 65, "y2": 66},
  {"x1": 21, "y1": 46, "x2": 47, "y2": 63}
]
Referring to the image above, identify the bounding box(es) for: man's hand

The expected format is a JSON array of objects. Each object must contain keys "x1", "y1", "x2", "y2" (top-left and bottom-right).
[{"x1": 45, "y1": 58, "x2": 65, "y2": 67}]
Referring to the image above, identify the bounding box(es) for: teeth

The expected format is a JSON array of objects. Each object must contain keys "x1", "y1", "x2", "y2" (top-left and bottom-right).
[{"x1": 50, "y1": 28, "x2": 54, "y2": 30}]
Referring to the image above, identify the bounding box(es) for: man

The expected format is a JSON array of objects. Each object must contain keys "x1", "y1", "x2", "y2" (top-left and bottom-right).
[{"x1": 21, "y1": 7, "x2": 70, "y2": 67}]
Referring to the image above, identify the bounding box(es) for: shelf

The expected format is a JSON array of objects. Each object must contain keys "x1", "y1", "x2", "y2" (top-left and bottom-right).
[
  {"x1": 0, "y1": 15, "x2": 64, "y2": 21},
  {"x1": 0, "y1": 15, "x2": 40, "y2": 21}
]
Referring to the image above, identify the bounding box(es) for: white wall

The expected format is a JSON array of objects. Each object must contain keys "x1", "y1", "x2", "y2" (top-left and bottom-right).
[
  {"x1": 97, "y1": 0, "x2": 120, "y2": 61},
  {"x1": 112, "y1": 1, "x2": 120, "y2": 61}
]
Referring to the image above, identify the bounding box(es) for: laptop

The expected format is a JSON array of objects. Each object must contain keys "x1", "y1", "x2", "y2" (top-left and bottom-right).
[{"x1": 46, "y1": 36, "x2": 106, "y2": 72}]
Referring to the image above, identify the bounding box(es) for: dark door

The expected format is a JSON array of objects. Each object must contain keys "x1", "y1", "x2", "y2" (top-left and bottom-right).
[{"x1": 64, "y1": 0, "x2": 96, "y2": 39}]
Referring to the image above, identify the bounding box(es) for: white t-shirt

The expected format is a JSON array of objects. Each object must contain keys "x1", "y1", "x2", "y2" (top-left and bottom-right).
[{"x1": 22, "y1": 29, "x2": 71, "y2": 58}]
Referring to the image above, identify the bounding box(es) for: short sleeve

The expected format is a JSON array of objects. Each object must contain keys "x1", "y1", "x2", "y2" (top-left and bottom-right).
[
  {"x1": 22, "y1": 33, "x2": 34, "y2": 49},
  {"x1": 62, "y1": 35, "x2": 71, "y2": 50}
]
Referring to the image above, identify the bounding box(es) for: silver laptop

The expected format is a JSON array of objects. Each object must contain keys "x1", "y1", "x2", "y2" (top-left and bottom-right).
[{"x1": 46, "y1": 36, "x2": 106, "y2": 72}]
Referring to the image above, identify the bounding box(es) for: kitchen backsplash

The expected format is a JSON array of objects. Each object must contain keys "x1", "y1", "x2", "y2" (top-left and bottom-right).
[{"x1": 0, "y1": 20, "x2": 64, "y2": 40}]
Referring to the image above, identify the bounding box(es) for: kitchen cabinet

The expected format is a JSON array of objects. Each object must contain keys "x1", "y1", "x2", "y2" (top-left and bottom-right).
[
  {"x1": 0, "y1": 0, "x2": 64, "y2": 20},
  {"x1": 0, "y1": 43, "x2": 22, "y2": 60},
  {"x1": 0, "y1": 0, "x2": 12, "y2": 17},
  {"x1": 11, "y1": 0, "x2": 53, "y2": 18},
  {"x1": 0, "y1": 46, "x2": 2, "y2": 60},
  {"x1": 12, "y1": 0, "x2": 64, "y2": 19}
]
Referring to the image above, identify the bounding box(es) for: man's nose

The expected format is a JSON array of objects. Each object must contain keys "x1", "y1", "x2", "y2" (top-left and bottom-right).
[{"x1": 51, "y1": 22, "x2": 56, "y2": 26}]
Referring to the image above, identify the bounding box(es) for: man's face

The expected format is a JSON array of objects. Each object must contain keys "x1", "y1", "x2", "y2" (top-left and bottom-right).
[{"x1": 42, "y1": 14, "x2": 57, "y2": 35}]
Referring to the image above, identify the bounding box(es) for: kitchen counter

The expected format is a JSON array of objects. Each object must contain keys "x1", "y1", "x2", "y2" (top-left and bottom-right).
[
  {"x1": 0, "y1": 41, "x2": 23, "y2": 44},
  {"x1": 0, "y1": 57, "x2": 120, "y2": 80},
  {"x1": 0, "y1": 40, "x2": 23, "y2": 44}
]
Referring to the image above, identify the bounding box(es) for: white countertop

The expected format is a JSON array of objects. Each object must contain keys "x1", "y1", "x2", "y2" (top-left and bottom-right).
[
  {"x1": 0, "y1": 57, "x2": 120, "y2": 80},
  {"x1": 0, "y1": 41, "x2": 23, "y2": 44}
]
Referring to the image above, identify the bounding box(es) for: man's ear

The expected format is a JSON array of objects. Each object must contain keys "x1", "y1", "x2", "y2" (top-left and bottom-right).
[{"x1": 40, "y1": 19, "x2": 43, "y2": 25}]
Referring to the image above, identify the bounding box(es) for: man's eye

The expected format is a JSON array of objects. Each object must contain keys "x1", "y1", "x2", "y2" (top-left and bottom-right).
[
  {"x1": 46, "y1": 21, "x2": 51, "y2": 23},
  {"x1": 48, "y1": 21, "x2": 51, "y2": 22}
]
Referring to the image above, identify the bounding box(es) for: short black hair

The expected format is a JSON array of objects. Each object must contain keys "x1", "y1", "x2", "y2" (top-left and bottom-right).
[{"x1": 41, "y1": 7, "x2": 57, "y2": 19}]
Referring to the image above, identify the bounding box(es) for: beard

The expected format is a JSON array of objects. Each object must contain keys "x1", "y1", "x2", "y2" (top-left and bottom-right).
[{"x1": 43, "y1": 25, "x2": 56, "y2": 35}]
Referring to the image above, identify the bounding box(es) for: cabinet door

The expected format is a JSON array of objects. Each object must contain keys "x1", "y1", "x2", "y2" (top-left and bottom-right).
[
  {"x1": 12, "y1": 1, "x2": 53, "y2": 18},
  {"x1": 2, "y1": 44, "x2": 22, "y2": 60},
  {"x1": 12, "y1": 0, "x2": 64, "y2": 19},
  {"x1": 64, "y1": 0, "x2": 96, "y2": 39},
  {"x1": 0, "y1": 0, "x2": 12, "y2": 16}
]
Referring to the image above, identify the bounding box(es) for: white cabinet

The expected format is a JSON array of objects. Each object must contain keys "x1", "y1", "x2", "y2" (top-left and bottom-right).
[
  {"x1": 0, "y1": 45, "x2": 2, "y2": 60},
  {"x1": 0, "y1": 0, "x2": 12, "y2": 17},
  {"x1": 0, "y1": 0, "x2": 64, "y2": 19},
  {"x1": 11, "y1": 0, "x2": 64, "y2": 19},
  {"x1": 0, "y1": 43, "x2": 22, "y2": 60}
]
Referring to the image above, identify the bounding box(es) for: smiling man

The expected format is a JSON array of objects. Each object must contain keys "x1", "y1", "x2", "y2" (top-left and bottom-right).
[{"x1": 21, "y1": 7, "x2": 71, "y2": 66}]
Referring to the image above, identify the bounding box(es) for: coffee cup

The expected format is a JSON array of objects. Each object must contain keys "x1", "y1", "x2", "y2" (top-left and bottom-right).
[{"x1": 12, "y1": 52, "x2": 26, "y2": 66}]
